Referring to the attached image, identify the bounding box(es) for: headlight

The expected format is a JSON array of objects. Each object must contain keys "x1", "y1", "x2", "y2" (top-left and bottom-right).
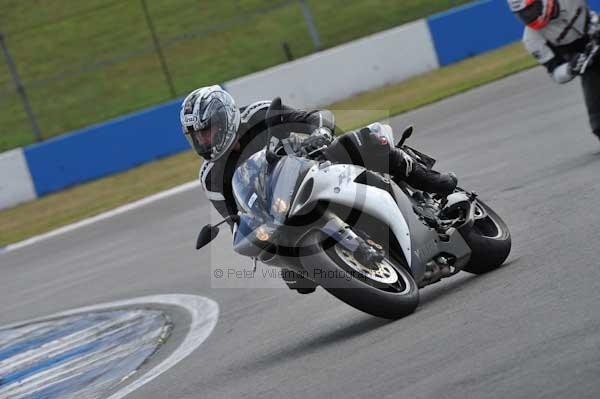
[
  {"x1": 271, "y1": 198, "x2": 289, "y2": 214},
  {"x1": 255, "y1": 225, "x2": 272, "y2": 241}
]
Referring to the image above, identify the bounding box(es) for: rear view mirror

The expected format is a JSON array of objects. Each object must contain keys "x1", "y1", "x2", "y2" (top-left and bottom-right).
[
  {"x1": 266, "y1": 97, "x2": 288, "y2": 140},
  {"x1": 196, "y1": 224, "x2": 220, "y2": 250},
  {"x1": 397, "y1": 125, "x2": 414, "y2": 148}
]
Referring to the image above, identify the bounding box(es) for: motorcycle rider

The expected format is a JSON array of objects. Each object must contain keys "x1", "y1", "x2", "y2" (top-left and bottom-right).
[
  {"x1": 181, "y1": 85, "x2": 457, "y2": 293},
  {"x1": 508, "y1": 0, "x2": 600, "y2": 141}
]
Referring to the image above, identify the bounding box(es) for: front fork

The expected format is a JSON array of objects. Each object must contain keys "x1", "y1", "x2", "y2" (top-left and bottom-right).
[{"x1": 317, "y1": 212, "x2": 385, "y2": 269}]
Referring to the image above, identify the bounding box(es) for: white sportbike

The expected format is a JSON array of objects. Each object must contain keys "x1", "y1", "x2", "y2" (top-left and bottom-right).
[{"x1": 197, "y1": 123, "x2": 511, "y2": 319}]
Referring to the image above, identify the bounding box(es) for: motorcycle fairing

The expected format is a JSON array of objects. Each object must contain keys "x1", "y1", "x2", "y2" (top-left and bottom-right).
[{"x1": 289, "y1": 162, "x2": 414, "y2": 270}]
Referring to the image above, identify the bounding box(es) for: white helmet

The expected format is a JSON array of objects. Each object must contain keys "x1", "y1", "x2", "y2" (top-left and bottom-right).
[
  {"x1": 507, "y1": 0, "x2": 556, "y2": 30},
  {"x1": 180, "y1": 85, "x2": 241, "y2": 161}
]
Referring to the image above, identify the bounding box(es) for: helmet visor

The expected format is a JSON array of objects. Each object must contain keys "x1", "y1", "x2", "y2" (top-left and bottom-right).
[
  {"x1": 185, "y1": 102, "x2": 231, "y2": 160},
  {"x1": 517, "y1": 0, "x2": 543, "y2": 25}
]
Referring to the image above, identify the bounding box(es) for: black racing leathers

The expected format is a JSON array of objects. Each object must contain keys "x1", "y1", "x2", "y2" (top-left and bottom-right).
[
  {"x1": 199, "y1": 101, "x2": 456, "y2": 224},
  {"x1": 323, "y1": 127, "x2": 457, "y2": 194}
]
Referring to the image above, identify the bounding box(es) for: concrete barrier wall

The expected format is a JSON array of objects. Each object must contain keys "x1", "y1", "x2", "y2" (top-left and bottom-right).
[
  {"x1": 0, "y1": 149, "x2": 37, "y2": 209},
  {"x1": 225, "y1": 19, "x2": 439, "y2": 109},
  {"x1": 7, "y1": 0, "x2": 591, "y2": 209}
]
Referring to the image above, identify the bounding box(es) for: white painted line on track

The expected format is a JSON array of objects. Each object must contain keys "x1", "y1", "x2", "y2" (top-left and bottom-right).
[
  {"x1": 0, "y1": 180, "x2": 199, "y2": 255},
  {"x1": 0, "y1": 294, "x2": 219, "y2": 399}
]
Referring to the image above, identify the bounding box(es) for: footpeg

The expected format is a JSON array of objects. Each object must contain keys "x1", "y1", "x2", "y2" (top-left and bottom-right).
[{"x1": 437, "y1": 227, "x2": 456, "y2": 242}]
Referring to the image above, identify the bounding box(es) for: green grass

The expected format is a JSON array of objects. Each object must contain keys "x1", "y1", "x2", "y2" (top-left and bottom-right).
[
  {"x1": 0, "y1": 42, "x2": 538, "y2": 247},
  {"x1": 0, "y1": 0, "x2": 470, "y2": 152}
]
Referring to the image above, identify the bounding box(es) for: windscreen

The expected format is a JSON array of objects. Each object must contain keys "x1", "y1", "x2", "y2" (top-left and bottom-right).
[
  {"x1": 266, "y1": 155, "x2": 312, "y2": 223},
  {"x1": 232, "y1": 150, "x2": 270, "y2": 218},
  {"x1": 232, "y1": 151, "x2": 314, "y2": 224}
]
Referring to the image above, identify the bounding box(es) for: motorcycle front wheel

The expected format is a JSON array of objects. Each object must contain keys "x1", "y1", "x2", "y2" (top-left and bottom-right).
[{"x1": 299, "y1": 231, "x2": 419, "y2": 319}]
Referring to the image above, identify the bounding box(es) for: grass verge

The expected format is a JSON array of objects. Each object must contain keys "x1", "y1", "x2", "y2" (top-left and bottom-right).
[
  {"x1": 0, "y1": 0, "x2": 470, "y2": 152},
  {"x1": 0, "y1": 42, "x2": 537, "y2": 248}
]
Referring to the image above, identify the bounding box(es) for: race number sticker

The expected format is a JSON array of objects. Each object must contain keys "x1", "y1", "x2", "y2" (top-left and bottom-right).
[{"x1": 248, "y1": 193, "x2": 258, "y2": 208}]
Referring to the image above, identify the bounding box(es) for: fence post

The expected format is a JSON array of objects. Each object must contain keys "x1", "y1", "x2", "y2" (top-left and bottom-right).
[
  {"x1": 298, "y1": 0, "x2": 321, "y2": 50},
  {"x1": 282, "y1": 42, "x2": 294, "y2": 61},
  {"x1": 0, "y1": 31, "x2": 43, "y2": 143},
  {"x1": 140, "y1": 0, "x2": 177, "y2": 98}
]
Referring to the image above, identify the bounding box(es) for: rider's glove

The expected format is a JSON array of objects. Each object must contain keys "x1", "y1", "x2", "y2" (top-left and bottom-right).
[
  {"x1": 399, "y1": 149, "x2": 414, "y2": 177},
  {"x1": 311, "y1": 127, "x2": 333, "y2": 142},
  {"x1": 569, "y1": 52, "x2": 588, "y2": 75},
  {"x1": 303, "y1": 127, "x2": 333, "y2": 154}
]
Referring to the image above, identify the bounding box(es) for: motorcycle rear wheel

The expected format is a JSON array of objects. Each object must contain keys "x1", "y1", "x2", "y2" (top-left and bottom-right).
[{"x1": 459, "y1": 200, "x2": 512, "y2": 274}]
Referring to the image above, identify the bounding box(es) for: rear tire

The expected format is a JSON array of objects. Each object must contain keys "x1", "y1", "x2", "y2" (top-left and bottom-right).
[
  {"x1": 460, "y1": 200, "x2": 511, "y2": 274},
  {"x1": 299, "y1": 232, "x2": 419, "y2": 319}
]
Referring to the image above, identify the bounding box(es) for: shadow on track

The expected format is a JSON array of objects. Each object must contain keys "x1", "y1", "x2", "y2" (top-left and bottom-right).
[
  {"x1": 419, "y1": 257, "x2": 523, "y2": 307},
  {"x1": 227, "y1": 315, "x2": 392, "y2": 377},
  {"x1": 219, "y1": 259, "x2": 523, "y2": 379}
]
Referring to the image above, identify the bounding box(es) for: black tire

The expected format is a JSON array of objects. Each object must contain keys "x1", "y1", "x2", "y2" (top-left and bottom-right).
[
  {"x1": 459, "y1": 200, "x2": 511, "y2": 274},
  {"x1": 299, "y1": 231, "x2": 419, "y2": 319}
]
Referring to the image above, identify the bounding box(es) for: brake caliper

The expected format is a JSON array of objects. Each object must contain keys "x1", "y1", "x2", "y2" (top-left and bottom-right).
[
  {"x1": 322, "y1": 219, "x2": 384, "y2": 270},
  {"x1": 354, "y1": 239, "x2": 385, "y2": 270}
]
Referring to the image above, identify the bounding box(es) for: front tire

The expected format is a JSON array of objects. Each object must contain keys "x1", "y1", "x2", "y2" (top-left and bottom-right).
[
  {"x1": 460, "y1": 200, "x2": 511, "y2": 274},
  {"x1": 299, "y1": 232, "x2": 419, "y2": 319}
]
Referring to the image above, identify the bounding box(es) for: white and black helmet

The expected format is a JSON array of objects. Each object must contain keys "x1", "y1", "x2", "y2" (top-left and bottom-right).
[{"x1": 180, "y1": 85, "x2": 241, "y2": 160}]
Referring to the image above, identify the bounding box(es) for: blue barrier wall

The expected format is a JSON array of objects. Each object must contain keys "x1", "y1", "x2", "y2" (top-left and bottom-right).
[
  {"x1": 427, "y1": 0, "x2": 523, "y2": 66},
  {"x1": 24, "y1": 98, "x2": 188, "y2": 196}
]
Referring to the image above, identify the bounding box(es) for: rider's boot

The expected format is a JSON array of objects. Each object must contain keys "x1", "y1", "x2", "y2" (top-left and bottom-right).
[{"x1": 403, "y1": 163, "x2": 458, "y2": 196}]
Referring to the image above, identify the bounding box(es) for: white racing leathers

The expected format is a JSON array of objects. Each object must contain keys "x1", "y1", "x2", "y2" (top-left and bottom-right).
[
  {"x1": 523, "y1": 0, "x2": 600, "y2": 136},
  {"x1": 524, "y1": 0, "x2": 590, "y2": 82}
]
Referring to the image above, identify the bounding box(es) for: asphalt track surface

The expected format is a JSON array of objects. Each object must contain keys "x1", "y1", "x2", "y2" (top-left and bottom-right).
[{"x1": 2, "y1": 67, "x2": 600, "y2": 399}]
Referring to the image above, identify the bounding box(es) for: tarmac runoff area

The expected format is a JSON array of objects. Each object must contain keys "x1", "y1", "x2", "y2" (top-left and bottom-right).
[{"x1": 1, "y1": 67, "x2": 600, "y2": 398}]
